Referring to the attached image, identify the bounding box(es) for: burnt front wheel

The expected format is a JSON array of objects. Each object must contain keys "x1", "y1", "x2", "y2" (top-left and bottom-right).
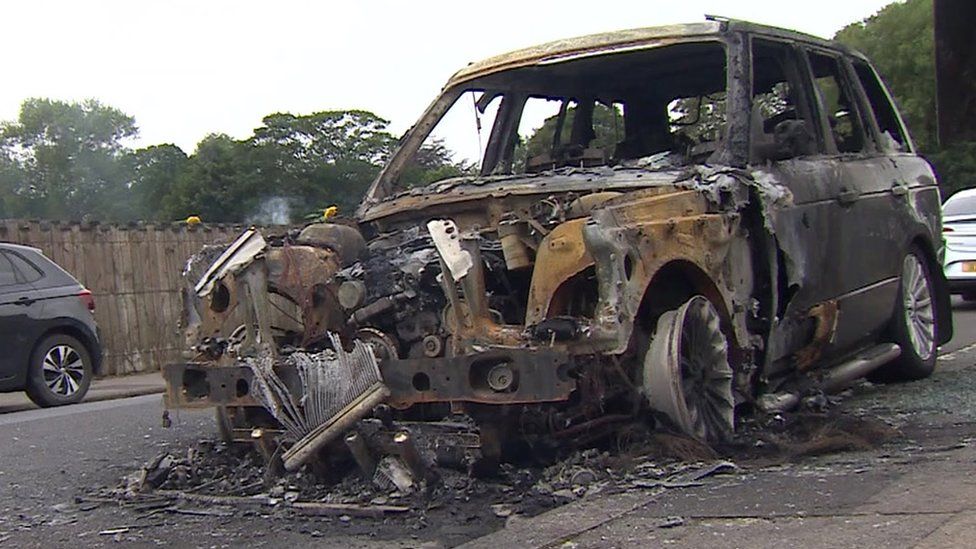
[
  {"x1": 871, "y1": 249, "x2": 937, "y2": 382},
  {"x1": 643, "y1": 295, "x2": 734, "y2": 444}
]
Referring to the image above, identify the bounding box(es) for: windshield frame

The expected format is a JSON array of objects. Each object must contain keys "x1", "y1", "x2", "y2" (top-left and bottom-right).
[{"x1": 359, "y1": 34, "x2": 742, "y2": 218}]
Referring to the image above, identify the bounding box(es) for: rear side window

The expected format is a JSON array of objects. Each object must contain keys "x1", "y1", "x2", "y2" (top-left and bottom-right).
[
  {"x1": 808, "y1": 51, "x2": 868, "y2": 154},
  {"x1": 0, "y1": 253, "x2": 17, "y2": 286},
  {"x1": 0, "y1": 250, "x2": 43, "y2": 286},
  {"x1": 6, "y1": 251, "x2": 44, "y2": 283},
  {"x1": 851, "y1": 61, "x2": 910, "y2": 152}
]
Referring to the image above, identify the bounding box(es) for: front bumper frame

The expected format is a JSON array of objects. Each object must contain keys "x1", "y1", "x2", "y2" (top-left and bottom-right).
[{"x1": 163, "y1": 348, "x2": 578, "y2": 411}]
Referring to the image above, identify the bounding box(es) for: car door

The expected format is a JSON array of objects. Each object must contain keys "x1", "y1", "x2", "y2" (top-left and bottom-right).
[
  {"x1": 748, "y1": 39, "x2": 852, "y2": 373},
  {"x1": 0, "y1": 250, "x2": 41, "y2": 384},
  {"x1": 848, "y1": 58, "x2": 943, "y2": 265},
  {"x1": 801, "y1": 48, "x2": 903, "y2": 354}
]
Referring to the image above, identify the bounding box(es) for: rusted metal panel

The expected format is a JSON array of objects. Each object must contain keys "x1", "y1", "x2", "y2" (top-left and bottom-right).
[
  {"x1": 525, "y1": 218, "x2": 594, "y2": 324},
  {"x1": 162, "y1": 362, "x2": 256, "y2": 409},
  {"x1": 380, "y1": 350, "x2": 575, "y2": 408}
]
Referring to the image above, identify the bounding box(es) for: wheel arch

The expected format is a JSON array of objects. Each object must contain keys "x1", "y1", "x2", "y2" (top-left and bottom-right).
[
  {"x1": 635, "y1": 259, "x2": 741, "y2": 363},
  {"x1": 32, "y1": 321, "x2": 103, "y2": 376}
]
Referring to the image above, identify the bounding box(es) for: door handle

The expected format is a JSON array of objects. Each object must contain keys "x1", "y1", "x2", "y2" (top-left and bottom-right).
[
  {"x1": 14, "y1": 296, "x2": 35, "y2": 306},
  {"x1": 891, "y1": 181, "x2": 909, "y2": 197},
  {"x1": 838, "y1": 188, "x2": 860, "y2": 206}
]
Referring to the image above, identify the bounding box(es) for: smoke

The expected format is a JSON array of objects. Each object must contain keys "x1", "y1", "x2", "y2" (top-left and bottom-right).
[{"x1": 248, "y1": 196, "x2": 291, "y2": 225}]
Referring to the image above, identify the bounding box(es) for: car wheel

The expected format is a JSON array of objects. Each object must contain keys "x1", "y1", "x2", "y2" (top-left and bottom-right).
[
  {"x1": 643, "y1": 295, "x2": 734, "y2": 444},
  {"x1": 25, "y1": 334, "x2": 93, "y2": 407},
  {"x1": 870, "y1": 249, "x2": 938, "y2": 382}
]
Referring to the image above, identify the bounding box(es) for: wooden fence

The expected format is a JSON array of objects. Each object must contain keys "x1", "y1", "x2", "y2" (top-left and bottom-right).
[{"x1": 0, "y1": 219, "x2": 252, "y2": 376}]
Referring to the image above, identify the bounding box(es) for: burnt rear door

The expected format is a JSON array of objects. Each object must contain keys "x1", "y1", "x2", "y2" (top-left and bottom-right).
[{"x1": 801, "y1": 48, "x2": 903, "y2": 354}]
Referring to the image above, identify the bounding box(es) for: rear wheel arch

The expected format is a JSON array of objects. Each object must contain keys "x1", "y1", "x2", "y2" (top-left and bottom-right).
[{"x1": 34, "y1": 323, "x2": 103, "y2": 376}]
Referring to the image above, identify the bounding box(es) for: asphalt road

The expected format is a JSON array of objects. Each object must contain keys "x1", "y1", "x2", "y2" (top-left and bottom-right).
[{"x1": 3, "y1": 302, "x2": 976, "y2": 547}]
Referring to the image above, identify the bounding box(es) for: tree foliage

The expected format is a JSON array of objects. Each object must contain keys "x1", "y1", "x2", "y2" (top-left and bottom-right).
[
  {"x1": 0, "y1": 98, "x2": 137, "y2": 220},
  {"x1": 835, "y1": 0, "x2": 936, "y2": 151},
  {"x1": 0, "y1": 101, "x2": 460, "y2": 223},
  {"x1": 835, "y1": 0, "x2": 974, "y2": 196}
]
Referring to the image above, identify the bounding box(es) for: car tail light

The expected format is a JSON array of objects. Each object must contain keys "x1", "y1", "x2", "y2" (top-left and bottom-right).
[
  {"x1": 78, "y1": 289, "x2": 95, "y2": 312},
  {"x1": 943, "y1": 226, "x2": 954, "y2": 232}
]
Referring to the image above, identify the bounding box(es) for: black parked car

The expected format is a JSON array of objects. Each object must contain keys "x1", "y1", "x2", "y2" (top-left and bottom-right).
[{"x1": 0, "y1": 242, "x2": 102, "y2": 406}]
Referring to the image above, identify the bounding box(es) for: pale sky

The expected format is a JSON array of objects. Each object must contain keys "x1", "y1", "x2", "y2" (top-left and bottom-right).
[{"x1": 0, "y1": 1, "x2": 895, "y2": 153}]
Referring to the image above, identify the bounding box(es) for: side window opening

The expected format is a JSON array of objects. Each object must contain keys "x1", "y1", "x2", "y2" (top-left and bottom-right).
[
  {"x1": 808, "y1": 51, "x2": 868, "y2": 154},
  {"x1": 0, "y1": 252, "x2": 22, "y2": 287},
  {"x1": 750, "y1": 40, "x2": 819, "y2": 162},
  {"x1": 851, "y1": 61, "x2": 910, "y2": 153},
  {"x1": 6, "y1": 251, "x2": 43, "y2": 284},
  {"x1": 516, "y1": 98, "x2": 626, "y2": 173}
]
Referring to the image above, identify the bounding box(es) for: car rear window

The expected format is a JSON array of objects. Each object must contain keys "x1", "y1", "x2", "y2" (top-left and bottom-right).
[{"x1": 944, "y1": 194, "x2": 976, "y2": 216}]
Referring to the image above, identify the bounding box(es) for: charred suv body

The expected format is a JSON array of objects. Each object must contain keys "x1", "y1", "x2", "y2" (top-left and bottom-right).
[{"x1": 164, "y1": 19, "x2": 951, "y2": 466}]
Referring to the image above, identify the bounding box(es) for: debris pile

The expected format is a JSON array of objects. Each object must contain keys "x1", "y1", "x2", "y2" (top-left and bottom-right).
[
  {"x1": 93, "y1": 420, "x2": 751, "y2": 525},
  {"x1": 73, "y1": 394, "x2": 915, "y2": 549}
]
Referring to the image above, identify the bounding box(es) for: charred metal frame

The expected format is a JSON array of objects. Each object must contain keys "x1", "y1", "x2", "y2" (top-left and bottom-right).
[{"x1": 165, "y1": 19, "x2": 953, "y2": 451}]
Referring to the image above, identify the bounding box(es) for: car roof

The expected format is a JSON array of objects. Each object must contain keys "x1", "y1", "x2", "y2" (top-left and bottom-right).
[
  {"x1": 944, "y1": 188, "x2": 976, "y2": 204},
  {"x1": 0, "y1": 242, "x2": 43, "y2": 255},
  {"x1": 444, "y1": 18, "x2": 863, "y2": 88}
]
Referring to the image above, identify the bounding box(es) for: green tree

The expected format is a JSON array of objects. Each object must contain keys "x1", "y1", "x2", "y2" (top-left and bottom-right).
[
  {"x1": 0, "y1": 148, "x2": 27, "y2": 218},
  {"x1": 246, "y1": 110, "x2": 398, "y2": 217},
  {"x1": 0, "y1": 98, "x2": 138, "y2": 220},
  {"x1": 252, "y1": 110, "x2": 396, "y2": 165},
  {"x1": 835, "y1": 0, "x2": 975, "y2": 196},
  {"x1": 127, "y1": 144, "x2": 189, "y2": 221},
  {"x1": 835, "y1": 0, "x2": 936, "y2": 151},
  {"x1": 247, "y1": 109, "x2": 467, "y2": 216},
  {"x1": 0, "y1": 102, "x2": 465, "y2": 223},
  {"x1": 163, "y1": 134, "x2": 260, "y2": 222},
  {"x1": 398, "y1": 138, "x2": 471, "y2": 188}
]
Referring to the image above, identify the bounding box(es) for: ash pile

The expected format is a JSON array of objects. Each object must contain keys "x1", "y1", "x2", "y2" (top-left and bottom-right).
[{"x1": 102, "y1": 415, "x2": 739, "y2": 528}]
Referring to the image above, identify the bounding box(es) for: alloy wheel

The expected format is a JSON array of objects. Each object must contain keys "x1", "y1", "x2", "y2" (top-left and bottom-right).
[
  {"x1": 41, "y1": 344, "x2": 86, "y2": 396},
  {"x1": 901, "y1": 254, "x2": 935, "y2": 360},
  {"x1": 644, "y1": 296, "x2": 734, "y2": 443}
]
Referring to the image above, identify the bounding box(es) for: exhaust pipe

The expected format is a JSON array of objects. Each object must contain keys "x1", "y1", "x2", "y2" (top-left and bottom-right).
[
  {"x1": 758, "y1": 343, "x2": 902, "y2": 413},
  {"x1": 819, "y1": 343, "x2": 901, "y2": 393}
]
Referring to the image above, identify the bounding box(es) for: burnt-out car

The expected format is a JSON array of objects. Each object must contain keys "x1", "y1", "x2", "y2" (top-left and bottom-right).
[{"x1": 164, "y1": 18, "x2": 951, "y2": 469}]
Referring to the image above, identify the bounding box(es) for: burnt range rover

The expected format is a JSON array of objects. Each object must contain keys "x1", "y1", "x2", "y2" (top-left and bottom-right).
[{"x1": 164, "y1": 18, "x2": 951, "y2": 473}]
